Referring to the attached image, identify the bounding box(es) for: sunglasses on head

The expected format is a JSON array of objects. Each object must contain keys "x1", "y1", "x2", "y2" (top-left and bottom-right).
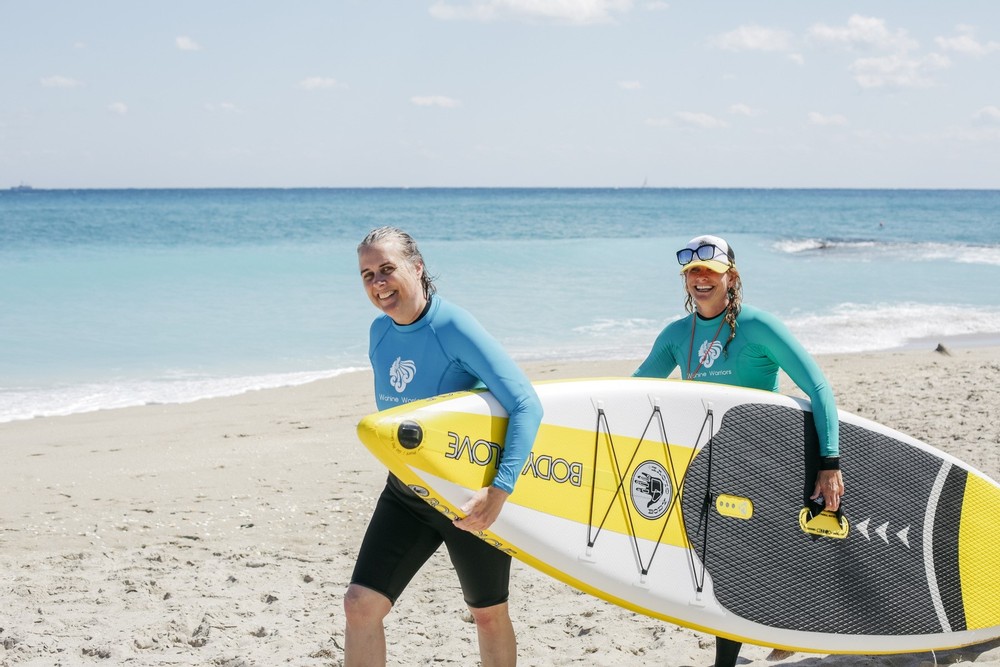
[{"x1": 676, "y1": 243, "x2": 728, "y2": 266}]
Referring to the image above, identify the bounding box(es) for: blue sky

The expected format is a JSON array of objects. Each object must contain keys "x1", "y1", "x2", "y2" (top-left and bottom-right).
[{"x1": 3, "y1": 1, "x2": 999, "y2": 188}]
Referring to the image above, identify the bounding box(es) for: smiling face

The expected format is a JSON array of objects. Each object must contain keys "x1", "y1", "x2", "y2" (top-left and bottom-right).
[
  {"x1": 358, "y1": 240, "x2": 428, "y2": 325},
  {"x1": 684, "y1": 264, "x2": 735, "y2": 318}
]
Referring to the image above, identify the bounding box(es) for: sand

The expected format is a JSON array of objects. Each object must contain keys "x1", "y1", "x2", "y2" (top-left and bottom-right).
[{"x1": 1, "y1": 347, "x2": 999, "y2": 666}]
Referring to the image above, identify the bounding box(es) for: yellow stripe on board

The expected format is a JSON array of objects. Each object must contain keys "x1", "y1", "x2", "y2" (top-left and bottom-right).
[
  {"x1": 393, "y1": 413, "x2": 697, "y2": 549},
  {"x1": 958, "y1": 474, "x2": 1000, "y2": 629}
]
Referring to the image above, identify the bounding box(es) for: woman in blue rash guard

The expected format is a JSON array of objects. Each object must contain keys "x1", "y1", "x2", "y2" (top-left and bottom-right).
[
  {"x1": 344, "y1": 226, "x2": 543, "y2": 667},
  {"x1": 633, "y1": 235, "x2": 845, "y2": 667}
]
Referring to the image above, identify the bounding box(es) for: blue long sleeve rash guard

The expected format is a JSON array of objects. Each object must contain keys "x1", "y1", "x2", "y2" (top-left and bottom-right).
[
  {"x1": 633, "y1": 304, "x2": 839, "y2": 458},
  {"x1": 369, "y1": 295, "x2": 543, "y2": 494}
]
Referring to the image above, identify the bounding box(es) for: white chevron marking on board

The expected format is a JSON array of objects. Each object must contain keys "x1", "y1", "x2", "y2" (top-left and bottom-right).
[
  {"x1": 897, "y1": 526, "x2": 911, "y2": 548},
  {"x1": 856, "y1": 518, "x2": 871, "y2": 540},
  {"x1": 875, "y1": 522, "x2": 890, "y2": 544}
]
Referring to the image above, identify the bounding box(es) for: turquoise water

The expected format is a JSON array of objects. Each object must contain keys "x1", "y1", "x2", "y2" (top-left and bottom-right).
[{"x1": 2, "y1": 188, "x2": 999, "y2": 422}]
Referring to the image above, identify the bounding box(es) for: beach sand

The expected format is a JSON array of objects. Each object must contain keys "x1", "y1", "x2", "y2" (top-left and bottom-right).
[{"x1": 1, "y1": 348, "x2": 999, "y2": 666}]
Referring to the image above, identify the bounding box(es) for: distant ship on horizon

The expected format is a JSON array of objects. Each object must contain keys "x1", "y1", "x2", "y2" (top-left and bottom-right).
[{"x1": 10, "y1": 182, "x2": 34, "y2": 191}]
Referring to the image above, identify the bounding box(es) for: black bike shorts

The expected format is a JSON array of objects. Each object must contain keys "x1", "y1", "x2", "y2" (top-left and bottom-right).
[{"x1": 350, "y1": 475, "x2": 511, "y2": 609}]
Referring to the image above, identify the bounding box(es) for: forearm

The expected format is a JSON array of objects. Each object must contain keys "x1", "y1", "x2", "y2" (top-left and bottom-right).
[{"x1": 492, "y1": 396, "x2": 543, "y2": 493}]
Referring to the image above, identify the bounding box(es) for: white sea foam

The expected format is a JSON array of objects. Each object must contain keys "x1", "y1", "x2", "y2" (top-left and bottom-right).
[
  {"x1": 786, "y1": 303, "x2": 1000, "y2": 355},
  {"x1": 571, "y1": 317, "x2": 663, "y2": 336},
  {"x1": 773, "y1": 238, "x2": 841, "y2": 253},
  {"x1": 518, "y1": 304, "x2": 1000, "y2": 363},
  {"x1": 774, "y1": 239, "x2": 1000, "y2": 266},
  {"x1": 0, "y1": 367, "x2": 368, "y2": 424},
  {"x1": 914, "y1": 242, "x2": 1000, "y2": 266}
]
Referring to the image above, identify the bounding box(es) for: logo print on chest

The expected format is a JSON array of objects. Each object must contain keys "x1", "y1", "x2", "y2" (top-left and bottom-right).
[
  {"x1": 389, "y1": 357, "x2": 417, "y2": 392},
  {"x1": 698, "y1": 340, "x2": 723, "y2": 368}
]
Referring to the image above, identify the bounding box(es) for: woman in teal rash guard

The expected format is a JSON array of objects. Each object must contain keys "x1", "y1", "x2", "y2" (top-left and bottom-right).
[
  {"x1": 344, "y1": 227, "x2": 543, "y2": 667},
  {"x1": 633, "y1": 235, "x2": 845, "y2": 667}
]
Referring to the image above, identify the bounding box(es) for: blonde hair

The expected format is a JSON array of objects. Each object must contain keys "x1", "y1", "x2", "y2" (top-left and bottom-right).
[{"x1": 683, "y1": 268, "x2": 743, "y2": 355}]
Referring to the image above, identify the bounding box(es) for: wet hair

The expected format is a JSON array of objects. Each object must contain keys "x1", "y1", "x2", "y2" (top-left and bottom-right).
[
  {"x1": 357, "y1": 226, "x2": 437, "y2": 298},
  {"x1": 683, "y1": 268, "x2": 743, "y2": 355}
]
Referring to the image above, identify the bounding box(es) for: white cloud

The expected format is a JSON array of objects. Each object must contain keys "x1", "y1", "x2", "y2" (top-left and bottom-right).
[
  {"x1": 298, "y1": 77, "x2": 339, "y2": 90},
  {"x1": 107, "y1": 102, "x2": 128, "y2": 115},
  {"x1": 645, "y1": 112, "x2": 730, "y2": 129},
  {"x1": 205, "y1": 102, "x2": 244, "y2": 113},
  {"x1": 972, "y1": 106, "x2": 1000, "y2": 125},
  {"x1": 808, "y1": 111, "x2": 848, "y2": 126},
  {"x1": 618, "y1": 80, "x2": 641, "y2": 90},
  {"x1": 946, "y1": 125, "x2": 1000, "y2": 142},
  {"x1": 850, "y1": 52, "x2": 950, "y2": 89},
  {"x1": 788, "y1": 53, "x2": 805, "y2": 66},
  {"x1": 809, "y1": 15, "x2": 918, "y2": 52},
  {"x1": 411, "y1": 95, "x2": 461, "y2": 108},
  {"x1": 729, "y1": 103, "x2": 761, "y2": 117},
  {"x1": 41, "y1": 75, "x2": 83, "y2": 88},
  {"x1": 429, "y1": 0, "x2": 633, "y2": 25},
  {"x1": 644, "y1": 1, "x2": 668, "y2": 10},
  {"x1": 935, "y1": 26, "x2": 1000, "y2": 56},
  {"x1": 175, "y1": 36, "x2": 202, "y2": 51},
  {"x1": 674, "y1": 111, "x2": 728, "y2": 129},
  {"x1": 711, "y1": 25, "x2": 793, "y2": 52}
]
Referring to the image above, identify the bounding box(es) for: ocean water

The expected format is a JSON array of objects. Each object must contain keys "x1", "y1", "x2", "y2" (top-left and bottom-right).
[{"x1": 2, "y1": 188, "x2": 999, "y2": 423}]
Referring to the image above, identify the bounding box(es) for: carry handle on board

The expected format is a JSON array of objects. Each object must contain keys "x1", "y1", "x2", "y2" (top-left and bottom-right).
[{"x1": 799, "y1": 499, "x2": 849, "y2": 539}]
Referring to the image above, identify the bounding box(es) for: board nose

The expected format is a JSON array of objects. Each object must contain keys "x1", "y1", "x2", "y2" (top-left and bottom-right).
[{"x1": 357, "y1": 414, "x2": 425, "y2": 453}]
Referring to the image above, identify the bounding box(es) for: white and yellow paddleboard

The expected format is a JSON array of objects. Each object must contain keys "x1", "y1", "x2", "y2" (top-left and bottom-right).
[{"x1": 356, "y1": 377, "x2": 1000, "y2": 655}]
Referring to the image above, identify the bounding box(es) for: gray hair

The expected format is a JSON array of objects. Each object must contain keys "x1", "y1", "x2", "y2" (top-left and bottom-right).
[{"x1": 358, "y1": 226, "x2": 437, "y2": 297}]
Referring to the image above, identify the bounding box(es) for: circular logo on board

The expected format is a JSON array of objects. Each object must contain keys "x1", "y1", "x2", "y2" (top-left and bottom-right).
[{"x1": 631, "y1": 461, "x2": 672, "y2": 520}]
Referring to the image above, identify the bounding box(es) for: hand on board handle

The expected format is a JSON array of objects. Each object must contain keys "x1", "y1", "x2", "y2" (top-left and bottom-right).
[{"x1": 811, "y1": 469, "x2": 845, "y2": 512}]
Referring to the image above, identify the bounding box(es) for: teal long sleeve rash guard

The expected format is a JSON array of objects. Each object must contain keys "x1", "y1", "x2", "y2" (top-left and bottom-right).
[{"x1": 634, "y1": 304, "x2": 839, "y2": 459}]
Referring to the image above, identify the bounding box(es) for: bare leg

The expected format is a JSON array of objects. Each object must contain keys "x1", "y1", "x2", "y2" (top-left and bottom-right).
[
  {"x1": 344, "y1": 584, "x2": 392, "y2": 667},
  {"x1": 469, "y1": 602, "x2": 517, "y2": 667}
]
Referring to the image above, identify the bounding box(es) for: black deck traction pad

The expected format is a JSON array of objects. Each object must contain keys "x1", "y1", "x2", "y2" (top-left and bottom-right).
[{"x1": 678, "y1": 403, "x2": 967, "y2": 636}]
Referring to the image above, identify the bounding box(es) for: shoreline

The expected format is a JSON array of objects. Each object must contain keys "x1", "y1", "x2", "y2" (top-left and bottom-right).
[
  {"x1": 5, "y1": 331, "x2": 1000, "y2": 426},
  {"x1": 1, "y1": 347, "x2": 998, "y2": 665}
]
